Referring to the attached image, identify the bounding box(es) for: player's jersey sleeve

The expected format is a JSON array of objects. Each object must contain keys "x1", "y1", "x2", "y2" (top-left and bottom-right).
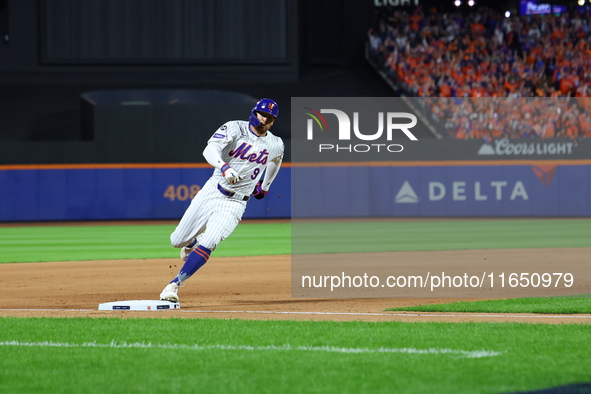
[
  {"x1": 207, "y1": 121, "x2": 241, "y2": 148},
  {"x1": 271, "y1": 136, "x2": 285, "y2": 164},
  {"x1": 256, "y1": 133, "x2": 284, "y2": 191},
  {"x1": 205, "y1": 121, "x2": 243, "y2": 186}
]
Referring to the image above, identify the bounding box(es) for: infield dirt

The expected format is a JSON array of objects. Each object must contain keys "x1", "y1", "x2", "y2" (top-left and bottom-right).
[{"x1": 1, "y1": 249, "x2": 590, "y2": 324}]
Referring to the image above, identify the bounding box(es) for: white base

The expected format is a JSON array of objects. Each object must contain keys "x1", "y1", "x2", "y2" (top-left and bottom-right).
[{"x1": 98, "y1": 300, "x2": 180, "y2": 311}]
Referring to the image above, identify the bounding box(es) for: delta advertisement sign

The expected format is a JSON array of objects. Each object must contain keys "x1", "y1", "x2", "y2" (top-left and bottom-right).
[{"x1": 291, "y1": 163, "x2": 591, "y2": 217}]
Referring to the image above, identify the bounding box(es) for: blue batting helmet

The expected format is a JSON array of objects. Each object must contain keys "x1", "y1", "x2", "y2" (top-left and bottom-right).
[{"x1": 249, "y1": 98, "x2": 279, "y2": 128}]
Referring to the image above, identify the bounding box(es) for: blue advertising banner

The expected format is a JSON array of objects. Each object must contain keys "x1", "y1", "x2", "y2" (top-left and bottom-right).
[
  {"x1": 2, "y1": 162, "x2": 590, "y2": 221},
  {"x1": 292, "y1": 163, "x2": 591, "y2": 218},
  {"x1": 0, "y1": 165, "x2": 291, "y2": 222}
]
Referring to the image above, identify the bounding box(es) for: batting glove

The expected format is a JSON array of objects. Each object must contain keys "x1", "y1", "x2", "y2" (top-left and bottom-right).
[
  {"x1": 221, "y1": 164, "x2": 240, "y2": 185},
  {"x1": 252, "y1": 180, "x2": 268, "y2": 200}
]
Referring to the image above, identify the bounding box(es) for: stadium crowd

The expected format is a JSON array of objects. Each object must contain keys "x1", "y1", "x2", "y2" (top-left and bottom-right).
[{"x1": 368, "y1": 6, "x2": 591, "y2": 139}]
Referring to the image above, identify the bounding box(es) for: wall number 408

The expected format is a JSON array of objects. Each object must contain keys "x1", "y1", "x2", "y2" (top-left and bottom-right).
[{"x1": 163, "y1": 185, "x2": 201, "y2": 201}]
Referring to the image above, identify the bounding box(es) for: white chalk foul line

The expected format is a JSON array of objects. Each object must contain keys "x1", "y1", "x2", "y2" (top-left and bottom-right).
[
  {"x1": 1, "y1": 308, "x2": 591, "y2": 320},
  {"x1": 181, "y1": 310, "x2": 591, "y2": 319},
  {"x1": 0, "y1": 340, "x2": 503, "y2": 358}
]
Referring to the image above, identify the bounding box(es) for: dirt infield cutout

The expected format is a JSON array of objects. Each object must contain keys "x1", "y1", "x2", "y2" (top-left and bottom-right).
[{"x1": 1, "y1": 249, "x2": 590, "y2": 324}]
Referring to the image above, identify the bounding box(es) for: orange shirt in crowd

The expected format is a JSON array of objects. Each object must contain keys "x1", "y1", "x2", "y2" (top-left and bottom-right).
[
  {"x1": 580, "y1": 117, "x2": 591, "y2": 137},
  {"x1": 559, "y1": 78, "x2": 574, "y2": 95},
  {"x1": 410, "y1": 15, "x2": 421, "y2": 31},
  {"x1": 471, "y1": 22, "x2": 485, "y2": 35},
  {"x1": 565, "y1": 119, "x2": 579, "y2": 138},
  {"x1": 545, "y1": 122, "x2": 556, "y2": 138}
]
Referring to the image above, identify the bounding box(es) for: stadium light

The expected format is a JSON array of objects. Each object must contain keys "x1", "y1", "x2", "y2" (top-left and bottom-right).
[
  {"x1": 505, "y1": 10, "x2": 511, "y2": 17},
  {"x1": 468, "y1": 0, "x2": 475, "y2": 6},
  {"x1": 454, "y1": 0, "x2": 461, "y2": 6}
]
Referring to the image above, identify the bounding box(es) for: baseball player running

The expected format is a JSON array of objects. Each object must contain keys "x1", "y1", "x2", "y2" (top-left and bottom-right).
[{"x1": 160, "y1": 98, "x2": 284, "y2": 302}]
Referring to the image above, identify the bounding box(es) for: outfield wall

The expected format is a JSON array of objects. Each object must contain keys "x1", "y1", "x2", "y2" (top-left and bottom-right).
[
  {"x1": 1, "y1": 162, "x2": 590, "y2": 221},
  {"x1": 0, "y1": 165, "x2": 291, "y2": 222},
  {"x1": 292, "y1": 161, "x2": 591, "y2": 218}
]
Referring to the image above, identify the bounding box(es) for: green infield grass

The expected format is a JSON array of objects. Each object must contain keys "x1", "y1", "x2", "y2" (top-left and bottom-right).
[
  {"x1": 1, "y1": 317, "x2": 591, "y2": 394},
  {"x1": 2, "y1": 219, "x2": 589, "y2": 263},
  {"x1": 292, "y1": 218, "x2": 591, "y2": 254},
  {"x1": 387, "y1": 297, "x2": 591, "y2": 314},
  {"x1": 0, "y1": 222, "x2": 291, "y2": 263}
]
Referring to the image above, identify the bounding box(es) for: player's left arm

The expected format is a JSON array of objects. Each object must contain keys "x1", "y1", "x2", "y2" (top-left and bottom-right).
[
  {"x1": 252, "y1": 143, "x2": 283, "y2": 199},
  {"x1": 260, "y1": 156, "x2": 282, "y2": 191}
]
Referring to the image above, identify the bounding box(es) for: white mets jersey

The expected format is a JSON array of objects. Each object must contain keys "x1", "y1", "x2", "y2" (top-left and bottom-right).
[{"x1": 207, "y1": 120, "x2": 284, "y2": 195}]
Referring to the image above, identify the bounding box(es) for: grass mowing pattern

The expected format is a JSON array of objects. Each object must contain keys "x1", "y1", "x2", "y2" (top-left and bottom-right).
[
  {"x1": 2, "y1": 219, "x2": 589, "y2": 263},
  {"x1": 293, "y1": 219, "x2": 591, "y2": 254},
  {"x1": 1, "y1": 317, "x2": 591, "y2": 394},
  {"x1": 0, "y1": 222, "x2": 291, "y2": 263},
  {"x1": 387, "y1": 298, "x2": 591, "y2": 314}
]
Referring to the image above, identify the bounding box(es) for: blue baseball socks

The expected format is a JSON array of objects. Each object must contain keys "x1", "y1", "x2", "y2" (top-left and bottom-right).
[{"x1": 171, "y1": 245, "x2": 211, "y2": 284}]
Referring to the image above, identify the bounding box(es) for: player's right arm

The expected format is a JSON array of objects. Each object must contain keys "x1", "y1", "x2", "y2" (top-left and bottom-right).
[
  {"x1": 203, "y1": 123, "x2": 241, "y2": 184},
  {"x1": 203, "y1": 143, "x2": 225, "y2": 168}
]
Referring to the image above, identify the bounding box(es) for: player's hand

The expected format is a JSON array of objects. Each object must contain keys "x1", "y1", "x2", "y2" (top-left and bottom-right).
[
  {"x1": 221, "y1": 164, "x2": 241, "y2": 185},
  {"x1": 252, "y1": 180, "x2": 268, "y2": 200}
]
